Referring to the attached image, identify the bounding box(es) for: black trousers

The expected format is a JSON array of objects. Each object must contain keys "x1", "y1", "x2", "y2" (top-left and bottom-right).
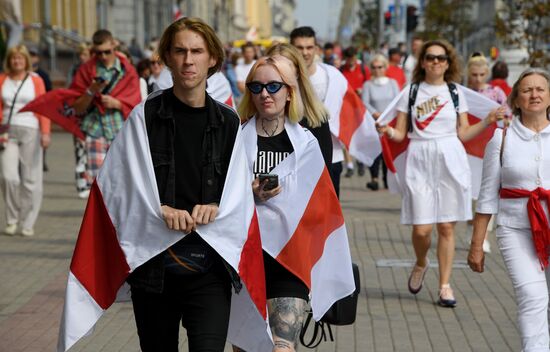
[
  {"x1": 329, "y1": 161, "x2": 343, "y2": 198},
  {"x1": 369, "y1": 155, "x2": 387, "y2": 185},
  {"x1": 131, "y1": 270, "x2": 232, "y2": 352}
]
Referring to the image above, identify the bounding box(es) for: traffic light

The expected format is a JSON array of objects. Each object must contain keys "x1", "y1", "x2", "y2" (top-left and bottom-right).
[{"x1": 406, "y1": 6, "x2": 418, "y2": 32}]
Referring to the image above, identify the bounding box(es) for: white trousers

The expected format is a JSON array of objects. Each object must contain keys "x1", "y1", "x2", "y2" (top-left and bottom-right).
[
  {"x1": 0, "y1": 125, "x2": 43, "y2": 230},
  {"x1": 497, "y1": 226, "x2": 550, "y2": 352}
]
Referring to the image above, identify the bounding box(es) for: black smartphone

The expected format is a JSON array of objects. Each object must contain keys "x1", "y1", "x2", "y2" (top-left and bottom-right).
[
  {"x1": 94, "y1": 76, "x2": 106, "y2": 83},
  {"x1": 258, "y1": 174, "x2": 279, "y2": 191}
]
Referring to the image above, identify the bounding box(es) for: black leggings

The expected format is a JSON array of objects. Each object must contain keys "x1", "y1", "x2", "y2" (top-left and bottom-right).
[
  {"x1": 131, "y1": 271, "x2": 232, "y2": 352},
  {"x1": 369, "y1": 155, "x2": 387, "y2": 183}
]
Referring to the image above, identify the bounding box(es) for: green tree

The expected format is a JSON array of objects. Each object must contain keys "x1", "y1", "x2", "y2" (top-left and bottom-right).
[
  {"x1": 495, "y1": 1, "x2": 550, "y2": 68},
  {"x1": 421, "y1": 0, "x2": 474, "y2": 47},
  {"x1": 352, "y1": 0, "x2": 379, "y2": 49}
]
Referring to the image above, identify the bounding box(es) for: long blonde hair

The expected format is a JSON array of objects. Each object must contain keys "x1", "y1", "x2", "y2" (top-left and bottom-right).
[
  {"x1": 265, "y1": 43, "x2": 328, "y2": 128},
  {"x1": 238, "y1": 56, "x2": 303, "y2": 123}
]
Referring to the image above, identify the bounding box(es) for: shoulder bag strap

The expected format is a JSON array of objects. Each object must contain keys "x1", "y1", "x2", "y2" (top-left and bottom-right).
[
  {"x1": 407, "y1": 82, "x2": 419, "y2": 132},
  {"x1": 5, "y1": 73, "x2": 30, "y2": 127}
]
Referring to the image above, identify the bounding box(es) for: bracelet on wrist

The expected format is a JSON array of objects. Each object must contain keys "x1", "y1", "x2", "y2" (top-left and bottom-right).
[{"x1": 85, "y1": 89, "x2": 94, "y2": 97}]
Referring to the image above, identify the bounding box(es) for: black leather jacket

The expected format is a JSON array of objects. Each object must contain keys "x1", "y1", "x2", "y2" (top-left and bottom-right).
[{"x1": 127, "y1": 89, "x2": 241, "y2": 293}]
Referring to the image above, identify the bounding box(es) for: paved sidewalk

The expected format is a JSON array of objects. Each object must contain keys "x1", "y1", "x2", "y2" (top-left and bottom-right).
[{"x1": 0, "y1": 133, "x2": 521, "y2": 351}]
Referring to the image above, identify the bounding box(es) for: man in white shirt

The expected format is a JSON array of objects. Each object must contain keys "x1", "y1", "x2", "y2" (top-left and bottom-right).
[
  {"x1": 402, "y1": 36, "x2": 423, "y2": 84},
  {"x1": 290, "y1": 26, "x2": 348, "y2": 197},
  {"x1": 235, "y1": 41, "x2": 256, "y2": 94}
]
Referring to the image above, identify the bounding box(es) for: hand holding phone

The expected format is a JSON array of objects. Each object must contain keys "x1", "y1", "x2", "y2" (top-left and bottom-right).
[{"x1": 258, "y1": 174, "x2": 279, "y2": 191}]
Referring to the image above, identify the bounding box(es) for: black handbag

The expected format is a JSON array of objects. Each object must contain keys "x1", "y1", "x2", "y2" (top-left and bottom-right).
[{"x1": 300, "y1": 263, "x2": 361, "y2": 348}]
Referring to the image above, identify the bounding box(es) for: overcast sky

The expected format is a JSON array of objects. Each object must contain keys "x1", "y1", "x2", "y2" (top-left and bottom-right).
[{"x1": 294, "y1": 0, "x2": 343, "y2": 42}]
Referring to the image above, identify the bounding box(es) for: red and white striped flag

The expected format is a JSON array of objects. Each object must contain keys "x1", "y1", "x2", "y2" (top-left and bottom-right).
[
  {"x1": 172, "y1": 4, "x2": 183, "y2": 21},
  {"x1": 377, "y1": 84, "x2": 501, "y2": 197},
  {"x1": 322, "y1": 63, "x2": 381, "y2": 166},
  {"x1": 207, "y1": 71, "x2": 236, "y2": 108},
  {"x1": 242, "y1": 118, "x2": 355, "y2": 319},
  {"x1": 57, "y1": 98, "x2": 271, "y2": 351}
]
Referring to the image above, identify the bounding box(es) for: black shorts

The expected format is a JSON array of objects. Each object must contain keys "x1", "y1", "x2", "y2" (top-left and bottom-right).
[{"x1": 263, "y1": 250, "x2": 309, "y2": 301}]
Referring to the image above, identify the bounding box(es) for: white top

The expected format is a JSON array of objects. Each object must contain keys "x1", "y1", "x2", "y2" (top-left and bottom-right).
[
  {"x1": 235, "y1": 61, "x2": 255, "y2": 83},
  {"x1": 476, "y1": 118, "x2": 550, "y2": 228},
  {"x1": 310, "y1": 63, "x2": 329, "y2": 102},
  {"x1": 311, "y1": 63, "x2": 343, "y2": 162},
  {"x1": 396, "y1": 82, "x2": 468, "y2": 140},
  {"x1": 403, "y1": 55, "x2": 417, "y2": 84},
  {"x1": 1, "y1": 76, "x2": 38, "y2": 129}
]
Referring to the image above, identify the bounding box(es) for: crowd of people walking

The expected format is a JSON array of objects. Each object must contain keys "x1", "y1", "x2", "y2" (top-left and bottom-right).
[{"x1": 1, "y1": 13, "x2": 550, "y2": 352}]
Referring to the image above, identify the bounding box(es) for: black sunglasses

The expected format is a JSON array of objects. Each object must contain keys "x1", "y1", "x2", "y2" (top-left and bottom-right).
[
  {"x1": 94, "y1": 49, "x2": 113, "y2": 56},
  {"x1": 246, "y1": 81, "x2": 287, "y2": 95},
  {"x1": 424, "y1": 54, "x2": 449, "y2": 63}
]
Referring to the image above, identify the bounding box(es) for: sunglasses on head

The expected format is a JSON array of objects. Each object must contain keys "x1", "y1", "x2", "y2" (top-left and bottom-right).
[
  {"x1": 424, "y1": 54, "x2": 449, "y2": 63},
  {"x1": 246, "y1": 81, "x2": 287, "y2": 95},
  {"x1": 94, "y1": 49, "x2": 113, "y2": 56}
]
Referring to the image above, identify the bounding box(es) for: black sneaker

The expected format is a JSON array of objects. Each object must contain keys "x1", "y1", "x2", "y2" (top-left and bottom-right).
[
  {"x1": 366, "y1": 181, "x2": 379, "y2": 191},
  {"x1": 345, "y1": 168, "x2": 354, "y2": 178}
]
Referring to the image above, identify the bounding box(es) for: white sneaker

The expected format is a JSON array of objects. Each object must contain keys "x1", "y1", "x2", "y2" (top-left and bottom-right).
[
  {"x1": 482, "y1": 239, "x2": 491, "y2": 253},
  {"x1": 78, "y1": 189, "x2": 90, "y2": 199},
  {"x1": 21, "y1": 228, "x2": 34, "y2": 237},
  {"x1": 4, "y1": 223, "x2": 17, "y2": 236}
]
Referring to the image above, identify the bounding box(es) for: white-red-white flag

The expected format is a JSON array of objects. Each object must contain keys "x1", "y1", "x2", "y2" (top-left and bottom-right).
[
  {"x1": 57, "y1": 95, "x2": 271, "y2": 352},
  {"x1": 172, "y1": 4, "x2": 183, "y2": 21},
  {"x1": 377, "y1": 84, "x2": 501, "y2": 197},
  {"x1": 242, "y1": 118, "x2": 355, "y2": 319},
  {"x1": 321, "y1": 63, "x2": 381, "y2": 166}
]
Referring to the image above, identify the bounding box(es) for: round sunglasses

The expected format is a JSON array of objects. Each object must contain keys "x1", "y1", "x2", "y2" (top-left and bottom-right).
[{"x1": 246, "y1": 81, "x2": 287, "y2": 95}]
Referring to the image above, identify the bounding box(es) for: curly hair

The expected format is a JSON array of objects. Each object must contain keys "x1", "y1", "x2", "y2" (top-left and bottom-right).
[{"x1": 411, "y1": 40, "x2": 462, "y2": 84}]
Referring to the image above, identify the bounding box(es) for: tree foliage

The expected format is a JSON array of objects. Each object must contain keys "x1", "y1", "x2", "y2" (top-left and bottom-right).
[
  {"x1": 352, "y1": 0, "x2": 379, "y2": 48},
  {"x1": 421, "y1": 0, "x2": 474, "y2": 46},
  {"x1": 495, "y1": 1, "x2": 550, "y2": 68}
]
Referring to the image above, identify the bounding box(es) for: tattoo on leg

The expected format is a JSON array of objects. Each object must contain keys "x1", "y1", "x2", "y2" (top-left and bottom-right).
[{"x1": 268, "y1": 297, "x2": 307, "y2": 351}]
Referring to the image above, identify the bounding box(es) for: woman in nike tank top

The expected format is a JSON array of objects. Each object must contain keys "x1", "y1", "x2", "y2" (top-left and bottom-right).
[{"x1": 377, "y1": 40, "x2": 502, "y2": 308}]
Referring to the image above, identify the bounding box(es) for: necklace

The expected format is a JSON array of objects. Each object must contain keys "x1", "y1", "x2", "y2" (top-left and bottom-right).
[{"x1": 261, "y1": 117, "x2": 280, "y2": 137}]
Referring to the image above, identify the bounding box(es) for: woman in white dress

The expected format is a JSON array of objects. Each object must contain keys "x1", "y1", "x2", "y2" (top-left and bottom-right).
[
  {"x1": 468, "y1": 68, "x2": 550, "y2": 352},
  {"x1": 377, "y1": 40, "x2": 502, "y2": 307}
]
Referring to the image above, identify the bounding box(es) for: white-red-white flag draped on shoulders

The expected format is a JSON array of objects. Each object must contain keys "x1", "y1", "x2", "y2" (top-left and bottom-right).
[
  {"x1": 242, "y1": 117, "x2": 356, "y2": 320},
  {"x1": 57, "y1": 97, "x2": 271, "y2": 352},
  {"x1": 322, "y1": 63, "x2": 381, "y2": 166},
  {"x1": 376, "y1": 84, "x2": 501, "y2": 197}
]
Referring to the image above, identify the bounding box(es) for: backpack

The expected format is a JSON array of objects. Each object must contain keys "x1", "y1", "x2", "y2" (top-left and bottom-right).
[{"x1": 407, "y1": 82, "x2": 460, "y2": 132}]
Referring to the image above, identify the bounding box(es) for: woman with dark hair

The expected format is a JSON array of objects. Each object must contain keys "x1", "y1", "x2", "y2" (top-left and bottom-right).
[
  {"x1": 469, "y1": 68, "x2": 550, "y2": 352},
  {"x1": 377, "y1": 40, "x2": 502, "y2": 307},
  {"x1": 489, "y1": 60, "x2": 512, "y2": 96}
]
